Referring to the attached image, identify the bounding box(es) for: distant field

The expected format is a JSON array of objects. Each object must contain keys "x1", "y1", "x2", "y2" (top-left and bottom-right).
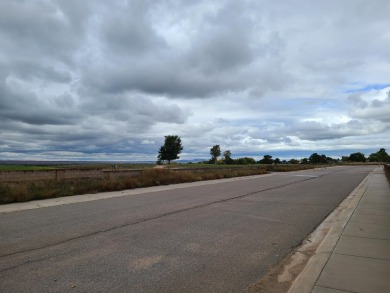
[
  {"x1": 0, "y1": 165, "x2": 56, "y2": 171},
  {"x1": 0, "y1": 162, "x2": 321, "y2": 172},
  {"x1": 0, "y1": 163, "x2": 154, "y2": 171},
  {"x1": 0, "y1": 162, "x2": 323, "y2": 172}
]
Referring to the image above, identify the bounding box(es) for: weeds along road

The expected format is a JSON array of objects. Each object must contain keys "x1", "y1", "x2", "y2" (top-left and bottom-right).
[{"x1": 0, "y1": 166, "x2": 375, "y2": 292}]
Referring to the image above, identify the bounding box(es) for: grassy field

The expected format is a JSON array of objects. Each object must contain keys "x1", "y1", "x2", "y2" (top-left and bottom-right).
[
  {"x1": 0, "y1": 163, "x2": 154, "y2": 171},
  {"x1": 0, "y1": 165, "x2": 57, "y2": 171},
  {"x1": 0, "y1": 163, "x2": 335, "y2": 204},
  {"x1": 0, "y1": 162, "x2": 319, "y2": 171},
  {"x1": 0, "y1": 167, "x2": 268, "y2": 204}
]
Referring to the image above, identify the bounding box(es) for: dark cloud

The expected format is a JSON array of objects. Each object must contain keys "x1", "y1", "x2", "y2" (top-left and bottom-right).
[
  {"x1": 101, "y1": 1, "x2": 167, "y2": 55},
  {"x1": 85, "y1": 63, "x2": 252, "y2": 98},
  {"x1": 291, "y1": 120, "x2": 387, "y2": 141},
  {"x1": 7, "y1": 61, "x2": 71, "y2": 83},
  {"x1": 0, "y1": 76, "x2": 81, "y2": 126},
  {"x1": 0, "y1": 0, "x2": 86, "y2": 62},
  {"x1": 187, "y1": 1, "x2": 256, "y2": 72},
  {"x1": 79, "y1": 0, "x2": 288, "y2": 98}
]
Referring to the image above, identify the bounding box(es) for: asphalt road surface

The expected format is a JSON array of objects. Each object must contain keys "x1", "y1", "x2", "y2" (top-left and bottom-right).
[{"x1": 0, "y1": 166, "x2": 375, "y2": 292}]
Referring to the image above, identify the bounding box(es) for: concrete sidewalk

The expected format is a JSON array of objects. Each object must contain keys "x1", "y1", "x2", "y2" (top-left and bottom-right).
[{"x1": 289, "y1": 166, "x2": 390, "y2": 293}]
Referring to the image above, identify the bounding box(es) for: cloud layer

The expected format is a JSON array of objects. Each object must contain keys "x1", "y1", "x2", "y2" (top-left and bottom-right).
[{"x1": 1, "y1": 0, "x2": 389, "y2": 161}]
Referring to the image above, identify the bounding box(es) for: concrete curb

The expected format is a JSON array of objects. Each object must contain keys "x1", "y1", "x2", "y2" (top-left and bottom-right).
[{"x1": 287, "y1": 167, "x2": 376, "y2": 293}]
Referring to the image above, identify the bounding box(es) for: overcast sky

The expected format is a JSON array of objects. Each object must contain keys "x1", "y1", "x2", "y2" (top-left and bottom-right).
[{"x1": 1, "y1": 0, "x2": 389, "y2": 162}]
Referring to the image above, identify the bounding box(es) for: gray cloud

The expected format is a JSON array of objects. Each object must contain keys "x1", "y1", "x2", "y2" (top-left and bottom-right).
[
  {"x1": 290, "y1": 120, "x2": 387, "y2": 141},
  {"x1": 0, "y1": 0, "x2": 389, "y2": 161},
  {"x1": 0, "y1": 73, "x2": 81, "y2": 126},
  {"x1": 8, "y1": 61, "x2": 71, "y2": 83},
  {"x1": 79, "y1": 0, "x2": 290, "y2": 98},
  {"x1": 349, "y1": 88, "x2": 390, "y2": 122},
  {"x1": 101, "y1": 1, "x2": 167, "y2": 55},
  {"x1": 0, "y1": 0, "x2": 86, "y2": 62}
]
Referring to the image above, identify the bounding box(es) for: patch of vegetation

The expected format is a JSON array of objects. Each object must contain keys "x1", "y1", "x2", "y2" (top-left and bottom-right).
[
  {"x1": 265, "y1": 164, "x2": 317, "y2": 172},
  {"x1": 0, "y1": 163, "x2": 155, "y2": 171},
  {"x1": 0, "y1": 167, "x2": 267, "y2": 204},
  {"x1": 0, "y1": 165, "x2": 56, "y2": 171},
  {"x1": 169, "y1": 163, "x2": 265, "y2": 169}
]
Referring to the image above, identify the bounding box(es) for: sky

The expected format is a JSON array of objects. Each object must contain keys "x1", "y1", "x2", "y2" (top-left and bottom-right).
[{"x1": 1, "y1": 0, "x2": 390, "y2": 162}]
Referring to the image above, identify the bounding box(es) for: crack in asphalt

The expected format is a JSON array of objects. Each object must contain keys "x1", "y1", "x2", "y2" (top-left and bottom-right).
[{"x1": 0, "y1": 251, "x2": 72, "y2": 274}]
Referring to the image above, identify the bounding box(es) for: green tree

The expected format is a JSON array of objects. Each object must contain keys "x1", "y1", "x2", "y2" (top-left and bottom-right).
[
  {"x1": 301, "y1": 158, "x2": 309, "y2": 164},
  {"x1": 348, "y1": 152, "x2": 366, "y2": 162},
  {"x1": 368, "y1": 148, "x2": 389, "y2": 162},
  {"x1": 210, "y1": 145, "x2": 221, "y2": 164},
  {"x1": 223, "y1": 150, "x2": 234, "y2": 164},
  {"x1": 309, "y1": 153, "x2": 327, "y2": 164},
  {"x1": 327, "y1": 157, "x2": 337, "y2": 164},
  {"x1": 157, "y1": 135, "x2": 183, "y2": 164},
  {"x1": 289, "y1": 159, "x2": 299, "y2": 164},
  {"x1": 274, "y1": 158, "x2": 281, "y2": 164},
  {"x1": 259, "y1": 155, "x2": 273, "y2": 164},
  {"x1": 234, "y1": 157, "x2": 256, "y2": 164}
]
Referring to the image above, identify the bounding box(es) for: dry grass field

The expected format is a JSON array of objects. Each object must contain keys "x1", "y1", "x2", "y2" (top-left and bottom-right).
[
  {"x1": 1, "y1": 162, "x2": 347, "y2": 204},
  {"x1": 0, "y1": 167, "x2": 268, "y2": 204}
]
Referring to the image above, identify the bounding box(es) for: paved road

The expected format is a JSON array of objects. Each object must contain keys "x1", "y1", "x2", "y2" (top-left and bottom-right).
[{"x1": 0, "y1": 166, "x2": 374, "y2": 292}]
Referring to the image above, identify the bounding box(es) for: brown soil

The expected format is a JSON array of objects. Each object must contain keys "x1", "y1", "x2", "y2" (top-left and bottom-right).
[{"x1": 246, "y1": 249, "x2": 312, "y2": 293}]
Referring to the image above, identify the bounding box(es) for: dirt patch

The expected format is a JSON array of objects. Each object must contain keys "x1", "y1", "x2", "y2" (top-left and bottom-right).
[
  {"x1": 245, "y1": 231, "x2": 323, "y2": 293},
  {"x1": 153, "y1": 165, "x2": 166, "y2": 169},
  {"x1": 246, "y1": 250, "x2": 310, "y2": 293}
]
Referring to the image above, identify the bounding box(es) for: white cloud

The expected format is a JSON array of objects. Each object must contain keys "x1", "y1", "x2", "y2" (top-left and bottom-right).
[
  {"x1": 141, "y1": 140, "x2": 155, "y2": 145},
  {"x1": 349, "y1": 87, "x2": 390, "y2": 122}
]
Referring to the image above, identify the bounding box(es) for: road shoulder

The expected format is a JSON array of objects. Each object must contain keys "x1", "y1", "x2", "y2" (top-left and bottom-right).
[{"x1": 247, "y1": 166, "x2": 377, "y2": 293}]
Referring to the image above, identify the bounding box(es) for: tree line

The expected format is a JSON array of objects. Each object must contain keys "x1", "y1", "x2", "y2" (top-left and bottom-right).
[{"x1": 157, "y1": 135, "x2": 389, "y2": 165}]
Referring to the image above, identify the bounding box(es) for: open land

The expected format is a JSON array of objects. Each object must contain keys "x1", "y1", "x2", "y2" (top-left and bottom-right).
[{"x1": 0, "y1": 163, "x2": 319, "y2": 204}]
